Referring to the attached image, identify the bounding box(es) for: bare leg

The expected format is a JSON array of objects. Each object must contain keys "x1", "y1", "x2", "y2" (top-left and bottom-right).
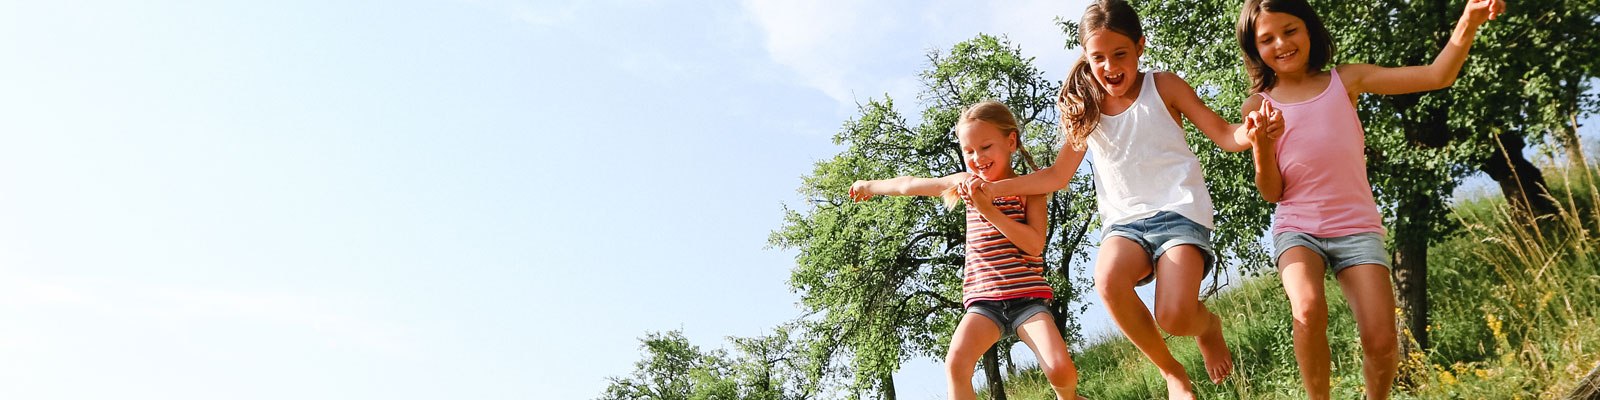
[
  {"x1": 1336, "y1": 264, "x2": 1399, "y2": 400},
  {"x1": 1279, "y1": 246, "x2": 1332, "y2": 400},
  {"x1": 1096, "y1": 237, "x2": 1196, "y2": 399},
  {"x1": 946, "y1": 313, "x2": 1003, "y2": 400},
  {"x1": 1015, "y1": 312, "x2": 1083, "y2": 399},
  {"x1": 1151, "y1": 245, "x2": 1233, "y2": 383}
]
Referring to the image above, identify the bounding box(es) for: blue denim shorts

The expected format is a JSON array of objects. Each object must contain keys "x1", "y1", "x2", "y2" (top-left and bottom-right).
[
  {"x1": 967, "y1": 298, "x2": 1051, "y2": 338},
  {"x1": 1103, "y1": 211, "x2": 1217, "y2": 286},
  {"x1": 1272, "y1": 231, "x2": 1392, "y2": 274}
]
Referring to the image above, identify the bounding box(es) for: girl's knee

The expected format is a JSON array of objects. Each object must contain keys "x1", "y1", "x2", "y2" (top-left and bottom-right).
[
  {"x1": 1289, "y1": 297, "x2": 1329, "y2": 329},
  {"x1": 1153, "y1": 305, "x2": 1187, "y2": 334},
  {"x1": 944, "y1": 347, "x2": 983, "y2": 373},
  {"x1": 1093, "y1": 272, "x2": 1135, "y2": 299},
  {"x1": 1153, "y1": 301, "x2": 1203, "y2": 335},
  {"x1": 1361, "y1": 331, "x2": 1400, "y2": 362},
  {"x1": 1041, "y1": 355, "x2": 1079, "y2": 383}
]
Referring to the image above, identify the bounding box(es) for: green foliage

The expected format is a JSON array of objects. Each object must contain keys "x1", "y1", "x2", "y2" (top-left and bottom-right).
[
  {"x1": 601, "y1": 330, "x2": 736, "y2": 400},
  {"x1": 600, "y1": 327, "x2": 824, "y2": 400},
  {"x1": 1418, "y1": 161, "x2": 1600, "y2": 397},
  {"x1": 769, "y1": 34, "x2": 1098, "y2": 395}
]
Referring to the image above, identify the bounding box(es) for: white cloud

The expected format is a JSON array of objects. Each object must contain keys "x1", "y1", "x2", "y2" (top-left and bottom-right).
[
  {"x1": 740, "y1": 0, "x2": 1090, "y2": 110},
  {"x1": 739, "y1": 0, "x2": 909, "y2": 105}
]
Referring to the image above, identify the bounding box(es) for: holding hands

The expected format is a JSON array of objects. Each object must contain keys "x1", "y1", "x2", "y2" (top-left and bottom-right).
[{"x1": 1246, "y1": 100, "x2": 1284, "y2": 150}]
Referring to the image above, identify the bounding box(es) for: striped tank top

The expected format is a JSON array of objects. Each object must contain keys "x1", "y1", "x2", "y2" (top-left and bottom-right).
[{"x1": 961, "y1": 190, "x2": 1053, "y2": 307}]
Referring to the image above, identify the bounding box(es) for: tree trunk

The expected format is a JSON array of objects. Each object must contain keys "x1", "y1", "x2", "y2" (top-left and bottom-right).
[
  {"x1": 1001, "y1": 342, "x2": 1016, "y2": 377},
  {"x1": 881, "y1": 370, "x2": 897, "y2": 400},
  {"x1": 1392, "y1": 234, "x2": 1430, "y2": 351},
  {"x1": 1480, "y1": 132, "x2": 1558, "y2": 217},
  {"x1": 983, "y1": 345, "x2": 1006, "y2": 400}
]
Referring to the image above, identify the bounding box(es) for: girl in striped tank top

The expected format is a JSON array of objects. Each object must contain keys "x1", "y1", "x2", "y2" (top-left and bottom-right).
[
  {"x1": 850, "y1": 101, "x2": 1084, "y2": 400},
  {"x1": 1237, "y1": 0, "x2": 1505, "y2": 398}
]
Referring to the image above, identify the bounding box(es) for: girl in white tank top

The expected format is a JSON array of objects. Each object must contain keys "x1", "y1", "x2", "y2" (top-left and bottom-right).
[{"x1": 969, "y1": 1, "x2": 1285, "y2": 397}]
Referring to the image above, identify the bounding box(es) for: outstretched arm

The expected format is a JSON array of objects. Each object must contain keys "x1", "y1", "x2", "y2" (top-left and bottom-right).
[
  {"x1": 849, "y1": 173, "x2": 969, "y2": 201},
  {"x1": 1242, "y1": 95, "x2": 1286, "y2": 202},
  {"x1": 983, "y1": 141, "x2": 1087, "y2": 198},
  {"x1": 1156, "y1": 72, "x2": 1251, "y2": 152},
  {"x1": 1340, "y1": 0, "x2": 1506, "y2": 95}
]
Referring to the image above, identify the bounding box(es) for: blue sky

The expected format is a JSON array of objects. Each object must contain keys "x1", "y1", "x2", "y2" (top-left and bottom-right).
[{"x1": 2, "y1": 1, "x2": 1593, "y2": 399}]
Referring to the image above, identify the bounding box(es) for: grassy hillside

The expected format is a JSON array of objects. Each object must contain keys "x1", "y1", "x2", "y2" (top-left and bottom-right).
[{"x1": 996, "y1": 163, "x2": 1600, "y2": 399}]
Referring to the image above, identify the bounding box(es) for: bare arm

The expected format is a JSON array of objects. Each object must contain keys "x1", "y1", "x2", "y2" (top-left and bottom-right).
[
  {"x1": 1242, "y1": 95, "x2": 1285, "y2": 202},
  {"x1": 1156, "y1": 72, "x2": 1251, "y2": 152},
  {"x1": 984, "y1": 141, "x2": 1087, "y2": 198},
  {"x1": 969, "y1": 183, "x2": 1049, "y2": 256},
  {"x1": 849, "y1": 173, "x2": 969, "y2": 201},
  {"x1": 1340, "y1": 0, "x2": 1505, "y2": 95}
]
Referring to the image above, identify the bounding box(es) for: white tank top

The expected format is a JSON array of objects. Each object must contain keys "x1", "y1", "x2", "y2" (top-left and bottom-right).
[{"x1": 1086, "y1": 72, "x2": 1216, "y2": 229}]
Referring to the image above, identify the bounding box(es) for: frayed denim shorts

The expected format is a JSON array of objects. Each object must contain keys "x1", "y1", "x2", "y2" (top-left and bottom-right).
[
  {"x1": 1103, "y1": 211, "x2": 1217, "y2": 286},
  {"x1": 966, "y1": 298, "x2": 1051, "y2": 338},
  {"x1": 1272, "y1": 231, "x2": 1391, "y2": 274}
]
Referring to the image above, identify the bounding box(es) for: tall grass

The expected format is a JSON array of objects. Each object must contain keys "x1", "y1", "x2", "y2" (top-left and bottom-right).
[
  {"x1": 997, "y1": 156, "x2": 1599, "y2": 399},
  {"x1": 1411, "y1": 158, "x2": 1600, "y2": 398}
]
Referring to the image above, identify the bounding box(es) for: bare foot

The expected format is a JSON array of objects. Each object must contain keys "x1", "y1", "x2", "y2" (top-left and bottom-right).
[
  {"x1": 1161, "y1": 372, "x2": 1197, "y2": 400},
  {"x1": 1196, "y1": 314, "x2": 1234, "y2": 384}
]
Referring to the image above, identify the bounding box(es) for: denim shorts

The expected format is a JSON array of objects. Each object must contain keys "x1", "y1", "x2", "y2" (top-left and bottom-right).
[
  {"x1": 967, "y1": 298, "x2": 1052, "y2": 338},
  {"x1": 1272, "y1": 231, "x2": 1392, "y2": 274},
  {"x1": 1103, "y1": 211, "x2": 1217, "y2": 286}
]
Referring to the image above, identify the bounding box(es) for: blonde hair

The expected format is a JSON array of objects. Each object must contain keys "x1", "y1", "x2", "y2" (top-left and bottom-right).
[{"x1": 941, "y1": 100, "x2": 1039, "y2": 208}]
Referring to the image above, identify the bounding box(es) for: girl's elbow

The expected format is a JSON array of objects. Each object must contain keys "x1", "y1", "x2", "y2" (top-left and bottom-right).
[
  {"x1": 1435, "y1": 76, "x2": 1458, "y2": 91},
  {"x1": 1022, "y1": 244, "x2": 1046, "y2": 256}
]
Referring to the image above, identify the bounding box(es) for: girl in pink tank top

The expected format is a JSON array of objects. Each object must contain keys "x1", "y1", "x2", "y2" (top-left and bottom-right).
[{"x1": 1236, "y1": 0, "x2": 1506, "y2": 399}]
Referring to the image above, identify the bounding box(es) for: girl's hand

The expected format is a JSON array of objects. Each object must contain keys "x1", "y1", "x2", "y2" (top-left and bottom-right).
[
  {"x1": 848, "y1": 180, "x2": 875, "y2": 202},
  {"x1": 967, "y1": 178, "x2": 992, "y2": 205},
  {"x1": 961, "y1": 176, "x2": 993, "y2": 201},
  {"x1": 1246, "y1": 100, "x2": 1284, "y2": 149},
  {"x1": 964, "y1": 176, "x2": 998, "y2": 216},
  {"x1": 1464, "y1": 0, "x2": 1506, "y2": 26}
]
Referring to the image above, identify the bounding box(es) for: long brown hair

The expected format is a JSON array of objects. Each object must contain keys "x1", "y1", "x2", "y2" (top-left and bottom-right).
[
  {"x1": 942, "y1": 100, "x2": 1038, "y2": 207},
  {"x1": 1236, "y1": 0, "x2": 1335, "y2": 93},
  {"x1": 1061, "y1": 0, "x2": 1144, "y2": 151}
]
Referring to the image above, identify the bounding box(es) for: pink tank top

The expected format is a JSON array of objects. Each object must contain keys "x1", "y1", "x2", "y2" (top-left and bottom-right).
[{"x1": 1260, "y1": 69, "x2": 1385, "y2": 237}]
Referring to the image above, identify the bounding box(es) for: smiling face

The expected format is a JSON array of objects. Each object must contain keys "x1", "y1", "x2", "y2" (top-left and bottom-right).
[
  {"x1": 956, "y1": 120, "x2": 1017, "y2": 182},
  {"x1": 1082, "y1": 28, "x2": 1144, "y2": 97},
  {"x1": 1252, "y1": 11, "x2": 1313, "y2": 75}
]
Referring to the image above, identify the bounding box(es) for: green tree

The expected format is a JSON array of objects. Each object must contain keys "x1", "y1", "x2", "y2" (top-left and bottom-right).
[
  {"x1": 600, "y1": 330, "x2": 737, "y2": 400},
  {"x1": 726, "y1": 325, "x2": 826, "y2": 400},
  {"x1": 600, "y1": 327, "x2": 824, "y2": 400},
  {"x1": 1114, "y1": 0, "x2": 1600, "y2": 357},
  {"x1": 769, "y1": 34, "x2": 1096, "y2": 399}
]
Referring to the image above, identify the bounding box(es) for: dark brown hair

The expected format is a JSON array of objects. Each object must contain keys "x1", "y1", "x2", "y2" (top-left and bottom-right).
[
  {"x1": 1236, "y1": 0, "x2": 1335, "y2": 93},
  {"x1": 1061, "y1": 0, "x2": 1144, "y2": 151}
]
